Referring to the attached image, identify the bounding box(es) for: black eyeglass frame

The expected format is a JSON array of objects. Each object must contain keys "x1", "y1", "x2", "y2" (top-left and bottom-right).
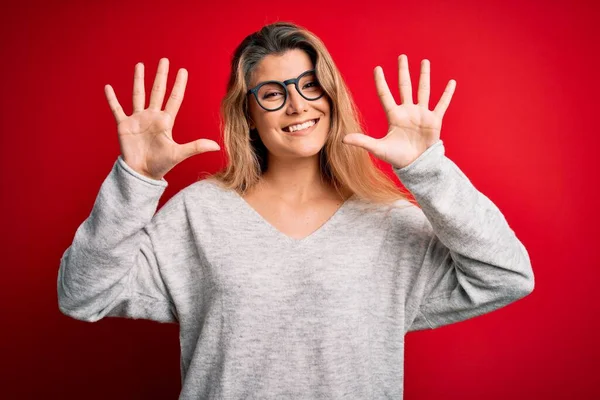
[{"x1": 246, "y1": 69, "x2": 325, "y2": 112}]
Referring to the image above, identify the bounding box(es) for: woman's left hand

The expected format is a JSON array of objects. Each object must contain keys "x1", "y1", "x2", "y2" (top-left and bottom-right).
[{"x1": 343, "y1": 54, "x2": 456, "y2": 169}]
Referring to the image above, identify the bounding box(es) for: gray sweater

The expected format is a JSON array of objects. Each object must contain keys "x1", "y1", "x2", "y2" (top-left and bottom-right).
[{"x1": 57, "y1": 140, "x2": 534, "y2": 399}]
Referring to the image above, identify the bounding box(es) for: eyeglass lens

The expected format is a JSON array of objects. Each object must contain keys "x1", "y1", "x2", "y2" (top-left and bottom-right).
[{"x1": 256, "y1": 71, "x2": 324, "y2": 110}]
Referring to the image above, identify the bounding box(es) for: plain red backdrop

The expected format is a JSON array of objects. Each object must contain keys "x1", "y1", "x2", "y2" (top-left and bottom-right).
[{"x1": 1, "y1": 0, "x2": 598, "y2": 398}]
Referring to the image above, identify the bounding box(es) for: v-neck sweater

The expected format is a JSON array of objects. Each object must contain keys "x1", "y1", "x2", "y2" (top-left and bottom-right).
[
  {"x1": 57, "y1": 140, "x2": 534, "y2": 399},
  {"x1": 228, "y1": 181, "x2": 358, "y2": 246}
]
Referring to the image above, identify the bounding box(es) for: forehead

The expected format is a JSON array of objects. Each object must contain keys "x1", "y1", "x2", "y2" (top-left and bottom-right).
[{"x1": 250, "y1": 49, "x2": 314, "y2": 86}]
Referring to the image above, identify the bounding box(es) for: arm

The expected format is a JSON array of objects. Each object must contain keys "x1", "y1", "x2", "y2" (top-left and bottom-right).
[
  {"x1": 57, "y1": 156, "x2": 180, "y2": 323},
  {"x1": 394, "y1": 141, "x2": 534, "y2": 333}
]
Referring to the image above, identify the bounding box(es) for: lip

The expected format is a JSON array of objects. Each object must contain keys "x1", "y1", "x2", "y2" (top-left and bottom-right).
[{"x1": 284, "y1": 118, "x2": 319, "y2": 136}]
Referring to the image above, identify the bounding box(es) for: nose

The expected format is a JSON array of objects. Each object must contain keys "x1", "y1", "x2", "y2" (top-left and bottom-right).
[{"x1": 285, "y1": 84, "x2": 308, "y2": 114}]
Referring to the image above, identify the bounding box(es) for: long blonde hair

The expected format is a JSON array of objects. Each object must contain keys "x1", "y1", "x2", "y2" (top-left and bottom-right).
[{"x1": 202, "y1": 21, "x2": 415, "y2": 209}]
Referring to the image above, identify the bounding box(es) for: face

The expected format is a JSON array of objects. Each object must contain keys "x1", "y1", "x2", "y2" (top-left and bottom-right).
[{"x1": 247, "y1": 49, "x2": 331, "y2": 160}]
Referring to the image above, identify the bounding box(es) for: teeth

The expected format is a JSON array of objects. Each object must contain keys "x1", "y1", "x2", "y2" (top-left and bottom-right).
[{"x1": 287, "y1": 119, "x2": 316, "y2": 132}]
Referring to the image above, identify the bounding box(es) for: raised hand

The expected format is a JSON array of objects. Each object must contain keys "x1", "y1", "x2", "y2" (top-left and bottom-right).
[
  {"x1": 104, "y1": 58, "x2": 220, "y2": 180},
  {"x1": 342, "y1": 54, "x2": 456, "y2": 169}
]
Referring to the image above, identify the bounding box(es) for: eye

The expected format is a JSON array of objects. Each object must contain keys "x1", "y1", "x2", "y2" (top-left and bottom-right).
[
  {"x1": 303, "y1": 81, "x2": 320, "y2": 89},
  {"x1": 262, "y1": 91, "x2": 283, "y2": 99}
]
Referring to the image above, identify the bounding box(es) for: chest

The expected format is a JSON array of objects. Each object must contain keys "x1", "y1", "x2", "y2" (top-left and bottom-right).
[
  {"x1": 180, "y1": 194, "x2": 402, "y2": 320},
  {"x1": 242, "y1": 194, "x2": 345, "y2": 240}
]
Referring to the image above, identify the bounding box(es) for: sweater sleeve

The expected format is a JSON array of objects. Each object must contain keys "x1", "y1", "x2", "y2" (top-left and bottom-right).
[
  {"x1": 57, "y1": 155, "x2": 180, "y2": 324},
  {"x1": 392, "y1": 140, "x2": 535, "y2": 333}
]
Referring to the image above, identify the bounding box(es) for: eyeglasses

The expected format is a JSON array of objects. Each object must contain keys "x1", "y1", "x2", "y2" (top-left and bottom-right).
[{"x1": 247, "y1": 69, "x2": 325, "y2": 112}]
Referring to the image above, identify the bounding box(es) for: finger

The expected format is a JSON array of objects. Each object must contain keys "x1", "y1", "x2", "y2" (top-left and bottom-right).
[
  {"x1": 433, "y1": 79, "x2": 457, "y2": 119},
  {"x1": 104, "y1": 84, "x2": 127, "y2": 124},
  {"x1": 342, "y1": 133, "x2": 379, "y2": 154},
  {"x1": 398, "y1": 54, "x2": 413, "y2": 105},
  {"x1": 148, "y1": 58, "x2": 169, "y2": 110},
  {"x1": 374, "y1": 66, "x2": 397, "y2": 114},
  {"x1": 417, "y1": 59, "x2": 431, "y2": 107},
  {"x1": 177, "y1": 138, "x2": 221, "y2": 161},
  {"x1": 132, "y1": 62, "x2": 145, "y2": 113},
  {"x1": 164, "y1": 68, "x2": 188, "y2": 120}
]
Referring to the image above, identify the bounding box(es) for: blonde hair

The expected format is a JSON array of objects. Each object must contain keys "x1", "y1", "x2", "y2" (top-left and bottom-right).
[{"x1": 202, "y1": 21, "x2": 415, "y2": 210}]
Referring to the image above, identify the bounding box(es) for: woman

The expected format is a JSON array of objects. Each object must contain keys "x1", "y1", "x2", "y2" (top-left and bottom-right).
[{"x1": 57, "y1": 22, "x2": 534, "y2": 399}]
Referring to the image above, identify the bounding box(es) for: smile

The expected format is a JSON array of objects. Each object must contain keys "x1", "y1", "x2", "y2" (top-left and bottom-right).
[{"x1": 282, "y1": 118, "x2": 320, "y2": 135}]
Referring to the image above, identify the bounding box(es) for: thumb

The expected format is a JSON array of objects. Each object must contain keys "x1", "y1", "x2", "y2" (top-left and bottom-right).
[
  {"x1": 179, "y1": 138, "x2": 221, "y2": 160},
  {"x1": 342, "y1": 133, "x2": 377, "y2": 153}
]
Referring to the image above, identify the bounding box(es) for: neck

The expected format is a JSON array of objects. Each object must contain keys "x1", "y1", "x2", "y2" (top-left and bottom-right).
[{"x1": 258, "y1": 152, "x2": 334, "y2": 204}]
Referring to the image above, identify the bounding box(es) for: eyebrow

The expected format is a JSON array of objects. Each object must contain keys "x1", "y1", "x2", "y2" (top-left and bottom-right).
[{"x1": 252, "y1": 69, "x2": 314, "y2": 87}]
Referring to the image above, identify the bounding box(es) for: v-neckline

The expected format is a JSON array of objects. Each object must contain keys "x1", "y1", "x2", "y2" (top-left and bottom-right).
[{"x1": 230, "y1": 188, "x2": 355, "y2": 246}]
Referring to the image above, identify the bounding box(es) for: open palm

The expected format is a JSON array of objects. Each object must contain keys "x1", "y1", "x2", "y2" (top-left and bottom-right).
[
  {"x1": 105, "y1": 58, "x2": 220, "y2": 180},
  {"x1": 343, "y1": 54, "x2": 456, "y2": 169}
]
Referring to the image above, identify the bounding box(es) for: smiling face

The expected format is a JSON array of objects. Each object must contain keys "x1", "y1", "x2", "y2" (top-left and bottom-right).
[{"x1": 247, "y1": 49, "x2": 331, "y2": 161}]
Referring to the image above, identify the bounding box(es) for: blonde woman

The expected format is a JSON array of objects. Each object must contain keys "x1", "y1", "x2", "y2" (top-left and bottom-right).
[{"x1": 57, "y1": 22, "x2": 534, "y2": 399}]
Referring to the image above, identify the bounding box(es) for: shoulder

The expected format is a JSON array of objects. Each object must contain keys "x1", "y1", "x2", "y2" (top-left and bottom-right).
[
  {"x1": 149, "y1": 178, "x2": 235, "y2": 232},
  {"x1": 179, "y1": 178, "x2": 238, "y2": 212},
  {"x1": 390, "y1": 198, "x2": 424, "y2": 217},
  {"x1": 156, "y1": 178, "x2": 232, "y2": 216},
  {"x1": 183, "y1": 178, "x2": 224, "y2": 198},
  {"x1": 387, "y1": 199, "x2": 432, "y2": 237},
  {"x1": 344, "y1": 197, "x2": 427, "y2": 235}
]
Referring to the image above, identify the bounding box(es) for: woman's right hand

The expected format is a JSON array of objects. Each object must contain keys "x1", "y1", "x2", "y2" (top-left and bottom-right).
[{"x1": 104, "y1": 58, "x2": 220, "y2": 180}]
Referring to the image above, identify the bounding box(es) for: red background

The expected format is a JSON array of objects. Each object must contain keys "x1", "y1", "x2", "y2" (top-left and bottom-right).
[{"x1": 1, "y1": 0, "x2": 598, "y2": 398}]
